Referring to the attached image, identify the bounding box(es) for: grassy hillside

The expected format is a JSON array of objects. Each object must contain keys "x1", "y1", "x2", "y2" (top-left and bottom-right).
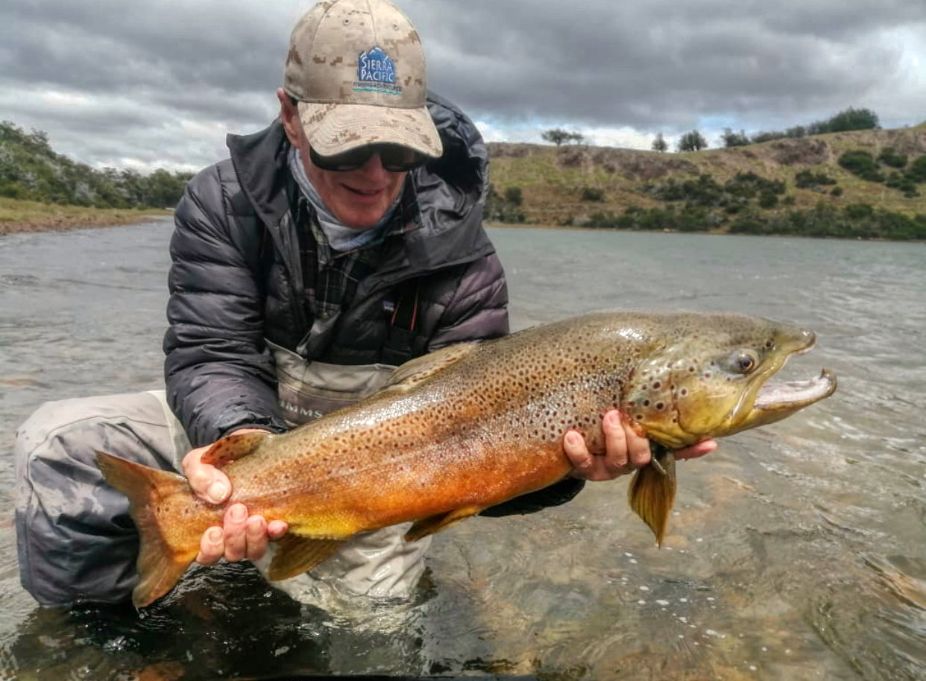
[{"x1": 486, "y1": 124, "x2": 926, "y2": 239}]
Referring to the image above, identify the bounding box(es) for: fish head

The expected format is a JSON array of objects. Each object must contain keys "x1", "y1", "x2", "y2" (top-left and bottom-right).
[{"x1": 622, "y1": 315, "x2": 836, "y2": 448}]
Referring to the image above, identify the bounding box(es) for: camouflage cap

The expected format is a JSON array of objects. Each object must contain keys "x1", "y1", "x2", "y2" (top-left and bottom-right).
[{"x1": 283, "y1": 0, "x2": 443, "y2": 159}]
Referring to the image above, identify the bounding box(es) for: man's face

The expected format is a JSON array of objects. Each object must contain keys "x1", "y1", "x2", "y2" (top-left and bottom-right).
[
  {"x1": 299, "y1": 143, "x2": 407, "y2": 229},
  {"x1": 278, "y1": 90, "x2": 409, "y2": 229}
]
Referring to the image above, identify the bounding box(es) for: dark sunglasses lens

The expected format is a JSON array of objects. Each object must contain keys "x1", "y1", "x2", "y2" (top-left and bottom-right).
[
  {"x1": 310, "y1": 147, "x2": 370, "y2": 171},
  {"x1": 310, "y1": 145, "x2": 425, "y2": 172},
  {"x1": 380, "y1": 147, "x2": 425, "y2": 171}
]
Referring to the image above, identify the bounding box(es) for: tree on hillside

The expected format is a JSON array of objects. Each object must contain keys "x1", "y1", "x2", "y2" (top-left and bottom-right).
[
  {"x1": 721, "y1": 128, "x2": 749, "y2": 148},
  {"x1": 651, "y1": 132, "x2": 668, "y2": 152},
  {"x1": 809, "y1": 107, "x2": 880, "y2": 134},
  {"x1": 677, "y1": 130, "x2": 708, "y2": 152},
  {"x1": 0, "y1": 120, "x2": 193, "y2": 208},
  {"x1": 542, "y1": 128, "x2": 584, "y2": 146}
]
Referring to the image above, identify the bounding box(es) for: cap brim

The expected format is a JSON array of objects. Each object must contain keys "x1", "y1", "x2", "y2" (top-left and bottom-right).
[{"x1": 297, "y1": 102, "x2": 443, "y2": 159}]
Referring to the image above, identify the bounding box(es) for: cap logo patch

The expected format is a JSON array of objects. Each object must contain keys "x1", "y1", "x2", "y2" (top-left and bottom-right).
[{"x1": 355, "y1": 46, "x2": 402, "y2": 96}]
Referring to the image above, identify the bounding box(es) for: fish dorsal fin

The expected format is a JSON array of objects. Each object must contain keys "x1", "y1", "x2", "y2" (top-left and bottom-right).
[
  {"x1": 627, "y1": 445, "x2": 677, "y2": 546},
  {"x1": 404, "y1": 505, "x2": 484, "y2": 542},
  {"x1": 267, "y1": 534, "x2": 345, "y2": 581},
  {"x1": 382, "y1": 342, "x2": 480, "y2": 393},
  {"x1": 200, "y1": 431, "x2": 271, "y2": 468}
]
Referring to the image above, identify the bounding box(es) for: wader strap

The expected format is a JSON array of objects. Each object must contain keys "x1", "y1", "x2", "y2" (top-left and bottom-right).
[{"x1": 381, "y1": 279, "x2": 420, "y2": 366}]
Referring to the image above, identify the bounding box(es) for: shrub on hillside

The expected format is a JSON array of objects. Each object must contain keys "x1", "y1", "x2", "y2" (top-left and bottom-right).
[
  {"x1": 838, "y1": 150, "x2": 884, "y2": 182},
  {"x1": 877, "y1": 147, "x2": 907, "y2": 169},
  {"x1": 729, "y1": 203, "x2": 926, "y2": 240},
  {"x1": 907, "y1": 156, "x2": 926, "y2": 183},
  {"x1": 885, "y1": 172, "x2": 919, "y2": 198},
  {"x1": 725, "y1": 172, "x2": 785, "y2": 199},
  {"x1": 795, "y1": 169, "x2": 836, "y2": 189},
  {"x1": 580, "y1": 186, "x2": 605, "y2": 202},
  {"x1": 485, "y1": 183, "x2": 525, "y2": 223}
]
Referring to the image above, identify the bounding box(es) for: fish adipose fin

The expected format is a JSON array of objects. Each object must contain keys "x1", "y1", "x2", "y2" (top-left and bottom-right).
[
  {"x1": 405, "y1": 505, "x2": 484, "y2": 542},
  {"x1": 267, "y1": 534, "x2": 345, "y2": 581},
  {"x1": 200, "y1": 431, "x2": 271, "y2": 467},
  {"x1": 628, "y1": 444, "x2": 677, "y2": 546},
  {"x1": 383, "y1": 342, "x2": 480, "y2": 393},
  {"x1": 96, "y1": 451, "x2": 198, "y2": 608}
]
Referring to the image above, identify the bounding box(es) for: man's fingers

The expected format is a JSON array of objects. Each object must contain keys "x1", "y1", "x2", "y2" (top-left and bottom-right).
[
  {"x1": 183, "y1": 449, "x2": 231, "y2": 504},
  {"x1": 563, "y1": 430, "x2": 594, "y2": 474},
  {"x1": 245, "y1": 516, "x2": 269, "y2": 561},
  {"x1": 268, "y1": 520, "x2": 289, "y2": 539},
  {"x1": 601, "y1": 410, "x2": 629, "y2": 471},
  {"x1": 676, "y1": 439, "x2": 718, "y2": 460},
  {"x1": 222, "y1": 503, "x2": 248, "y2": 562},
  {"x1": 196, "y1": 526, "x2": 224, "y2": 565},
  {"x1": 624, "y1": 419, "x2": 652, "y2": 468}
]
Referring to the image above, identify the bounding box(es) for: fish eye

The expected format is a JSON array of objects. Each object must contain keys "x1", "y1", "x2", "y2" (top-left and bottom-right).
[{"x1": 731, "y1": 351, "x2": 758, "y2": 374}]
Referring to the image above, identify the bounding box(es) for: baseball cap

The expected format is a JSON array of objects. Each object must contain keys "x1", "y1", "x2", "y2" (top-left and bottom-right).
[{"x1": 283, "y1": 0, "x2": 443, "y2": 160}]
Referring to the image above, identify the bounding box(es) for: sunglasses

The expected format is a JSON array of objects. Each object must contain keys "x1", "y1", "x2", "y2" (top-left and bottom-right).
[{"x1": 309, "y1": 144, "x2": 427, "y2": 172}]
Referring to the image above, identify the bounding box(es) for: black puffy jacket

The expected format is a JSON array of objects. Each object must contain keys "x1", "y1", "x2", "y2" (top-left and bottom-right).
[
  {"x1": 164, "y1": 93, "x2": 508, "y2": 445},
  {"x1": 163, "y1": 93, "x2": 583, "y2": 509}
]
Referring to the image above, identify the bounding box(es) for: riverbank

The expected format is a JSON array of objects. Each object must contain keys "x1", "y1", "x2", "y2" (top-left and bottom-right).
[{"x1": 0, "y1": 197, "x2": 170, "y2": 235}]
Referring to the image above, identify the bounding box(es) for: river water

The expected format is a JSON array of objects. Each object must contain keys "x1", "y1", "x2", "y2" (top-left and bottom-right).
[{"x1": 0, "y1": 221, "x2": 923, "y2": 680}]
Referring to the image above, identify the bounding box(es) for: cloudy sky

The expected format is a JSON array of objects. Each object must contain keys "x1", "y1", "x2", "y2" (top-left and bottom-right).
[{"x1": 2, "y1": 0, "x2": 924, "y2": 172}]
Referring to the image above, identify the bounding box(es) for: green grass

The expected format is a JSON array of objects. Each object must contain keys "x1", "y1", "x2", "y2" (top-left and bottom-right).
[{"x1": 0, "y1": 197, "x2": 170, "y2": 234}]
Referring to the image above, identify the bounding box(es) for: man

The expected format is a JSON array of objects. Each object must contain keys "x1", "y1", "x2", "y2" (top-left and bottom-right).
[{"x1": 15, "y1": 0, "x2": 715, "y2": 608}]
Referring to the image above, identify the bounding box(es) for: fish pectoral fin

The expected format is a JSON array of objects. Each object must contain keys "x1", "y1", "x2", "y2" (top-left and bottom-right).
[
  {"x1": 382, "y1": 342, "x2": 480, "y2": 393},
  {"x1": 267, "y1": 534, "x2": 344, "y2": 581},
  {"x1": 200, "y1": 431, "x2": 272, "y2": 468},
  {"x1": 405, "y1": 505, "x2": 484, "y2": 542},
  {"x1": 627, "y1": 445, "x2": 677, "y2": 547}
]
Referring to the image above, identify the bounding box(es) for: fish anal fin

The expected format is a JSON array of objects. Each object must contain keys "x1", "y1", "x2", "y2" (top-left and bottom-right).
[
  {"x1": 267, "y1": 534, "x2": 344, "y2": 581},
  {"x1": 627, "y1": 446, "x2": 677, "y2": 546},
  {"x1": 383, "y1": 342, "x2": 480, "y2": 393},
  {"x1": 405, "y1": 505, "x2": 483, "y2": 542},
  {"x1": 200, "y1": 431, "x2": 271, "y2": 468}
]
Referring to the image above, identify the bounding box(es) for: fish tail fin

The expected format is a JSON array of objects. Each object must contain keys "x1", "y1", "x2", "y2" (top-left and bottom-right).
[
  {"x1": 627, "y1": 446, "x2": 677, "y2": 546},
  {"x1": 96, "y1": 451, "x2": 198, "y2": 608}
]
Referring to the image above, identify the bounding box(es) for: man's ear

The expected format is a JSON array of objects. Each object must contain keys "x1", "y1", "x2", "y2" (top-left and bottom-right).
[{"x1": 276, "y1": 88, "x2": 301, "y2": 147}]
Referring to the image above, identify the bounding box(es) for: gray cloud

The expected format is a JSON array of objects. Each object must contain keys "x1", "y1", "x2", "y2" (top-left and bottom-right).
[
  {"x1": 405, "y1": 0, "x2": 925, "y2": 130},
  {"x1": 1, "y1": 0, "x2": 923, "y2": 170}
]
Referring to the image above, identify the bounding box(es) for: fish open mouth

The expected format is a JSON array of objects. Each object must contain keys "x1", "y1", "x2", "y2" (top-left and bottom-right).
[
  {"x1": 724, "y1": 330, "x2": 837, "y2": 434},
  {"x1": 754, "y1": 369, "x2": 837, "y2": 412}
]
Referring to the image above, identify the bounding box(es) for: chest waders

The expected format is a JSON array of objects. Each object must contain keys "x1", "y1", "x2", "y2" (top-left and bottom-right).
[{"x1": 257, "y1": 282, "x2": 431, "y2": 605}]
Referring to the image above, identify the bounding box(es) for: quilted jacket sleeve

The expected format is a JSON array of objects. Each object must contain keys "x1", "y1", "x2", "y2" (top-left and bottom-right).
[
  {"x1": 163, "y1": 165, "x2": 288, "y2": 448},
  {"x1": 427, "y1": 251, "x2": 510, "y2": 350}
]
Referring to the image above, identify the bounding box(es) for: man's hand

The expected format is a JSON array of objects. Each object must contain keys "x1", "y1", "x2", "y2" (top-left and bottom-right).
[
  {"x1": 181, "y1": 428, "x2": 289, "y2": 565},
  {"x1": 564, "y1": 410, "x2": 718, "y2": 481}
]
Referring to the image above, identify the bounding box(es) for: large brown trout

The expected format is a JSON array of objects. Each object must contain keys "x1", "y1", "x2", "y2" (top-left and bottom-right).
[{"x1": 97, "y1": 311, "x2": 836, "y2": 607}]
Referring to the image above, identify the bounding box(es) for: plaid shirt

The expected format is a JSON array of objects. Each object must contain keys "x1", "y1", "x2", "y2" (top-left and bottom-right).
[{"x1": 294, "y1": 181, "x2": 420, "y2": 327}]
